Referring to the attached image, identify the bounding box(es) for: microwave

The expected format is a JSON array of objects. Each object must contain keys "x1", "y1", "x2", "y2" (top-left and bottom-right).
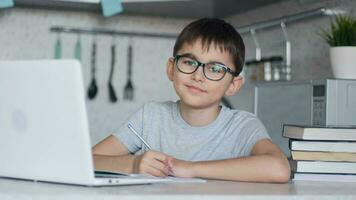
[{"x1": 254, "y1": 79, "x2": 356, "y2": 155}]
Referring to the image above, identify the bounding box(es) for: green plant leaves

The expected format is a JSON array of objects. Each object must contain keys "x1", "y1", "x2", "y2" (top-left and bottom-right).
[{"x1": 320, "y1": 15, "x2": 356, "y2": 47}]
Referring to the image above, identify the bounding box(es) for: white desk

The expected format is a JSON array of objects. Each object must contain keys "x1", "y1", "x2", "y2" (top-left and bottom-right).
[{"x1": 1, "y1": 178, "x2": 356, "y2": 200}]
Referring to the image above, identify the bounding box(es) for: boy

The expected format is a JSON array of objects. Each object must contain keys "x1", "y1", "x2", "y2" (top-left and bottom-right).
[{"x1": 93, "y1": 18, "x2": 290, "y2": 183}]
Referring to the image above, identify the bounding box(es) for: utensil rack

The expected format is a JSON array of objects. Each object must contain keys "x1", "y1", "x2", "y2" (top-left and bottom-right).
[
  {"x1": 235, "y1": 7, "x2": 345, "y2": 33},
  {"x1": 50, "y1": 26, "x2": 178, "y2": 39},
  {"x1": 50, "y1": 7, "x2": 345, "y2": 38}
]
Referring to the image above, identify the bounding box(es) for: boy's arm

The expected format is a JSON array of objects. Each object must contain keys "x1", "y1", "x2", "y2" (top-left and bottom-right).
[
  {"x1": 168, "y1": 138, "x2": 291, "y2": 183},
  {"x1": 92, "y1": 135, "x2": 136, "y2": 173},
  {"x1": 92, "y1": 135, "x2": 170, "y2": 176}
]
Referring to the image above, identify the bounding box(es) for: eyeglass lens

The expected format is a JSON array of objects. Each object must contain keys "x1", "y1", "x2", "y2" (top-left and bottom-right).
[{"x1": 176, "y1": 56, "x2": 227, "y2": 81}]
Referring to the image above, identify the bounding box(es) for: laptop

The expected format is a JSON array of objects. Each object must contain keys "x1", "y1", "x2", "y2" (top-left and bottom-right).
[{"x1": 0, "y1": 60, "x2": 170, "y2": 186}]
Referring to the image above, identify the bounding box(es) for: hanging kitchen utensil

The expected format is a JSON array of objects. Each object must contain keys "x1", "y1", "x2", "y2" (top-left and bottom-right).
[
  {"x1": 74, "y1": 34, "x2": 81, "y2": 61},
  {"x1": 87, "y1": 38, "x2": 98, "y2": 100},
  {"x1": 54, "y1": 33, "x2": 62, "y2": 59},
  {"x1": 246, "y1": 29, "x2": 265, "y2": 82},
  {"x1": 250, "y1": 29, "x2": 261, "y2": 62},
  {"x1": 108, "y1": 43, "x2": 118, "y2": 103},
  {"x1": 281, "y1": 22, "x2": 292, "y2": 81},
  {"x1": 123, "y1": 43, "x2": 134, "y2": 101}
]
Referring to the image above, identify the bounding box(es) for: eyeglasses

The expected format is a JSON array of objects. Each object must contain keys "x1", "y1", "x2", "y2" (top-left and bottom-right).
[{"x1": 174, "y1": 54, "x2": 240, "y2": 81}]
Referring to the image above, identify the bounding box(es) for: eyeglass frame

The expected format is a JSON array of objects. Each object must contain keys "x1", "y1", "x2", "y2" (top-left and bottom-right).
[{"x1": 173, "y1": 54, "x2": 240, "y2": 81}]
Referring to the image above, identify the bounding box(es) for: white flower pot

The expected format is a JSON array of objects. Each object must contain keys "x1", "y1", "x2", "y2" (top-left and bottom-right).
[{"x1": 330, "y1": 47, "x2": 356, "y2": 79}]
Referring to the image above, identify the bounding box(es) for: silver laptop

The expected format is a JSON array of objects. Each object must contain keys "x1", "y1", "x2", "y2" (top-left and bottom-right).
[{"x1": 0, "y1": 60, "x2": 168, "y2": 186}]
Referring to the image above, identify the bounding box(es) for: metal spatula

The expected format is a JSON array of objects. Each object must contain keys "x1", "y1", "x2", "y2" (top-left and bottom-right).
[{"x1": 108, "y1": 44, "x2": 118, "y2": 103}]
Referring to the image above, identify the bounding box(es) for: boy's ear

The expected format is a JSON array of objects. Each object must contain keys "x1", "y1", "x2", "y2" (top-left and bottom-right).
[
  {"x1": 166, "y1": 57, "x2": 175, "y2": 81},
  {"x1": 224, "y1": 75, "x2": 244, "y2": 97}
]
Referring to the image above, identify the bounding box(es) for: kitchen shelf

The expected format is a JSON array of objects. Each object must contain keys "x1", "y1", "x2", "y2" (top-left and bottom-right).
[{"x1": 236, "y1": 7, "x2": 345, "y2": 33}]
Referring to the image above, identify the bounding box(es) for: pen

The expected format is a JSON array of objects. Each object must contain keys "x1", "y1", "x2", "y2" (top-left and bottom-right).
[{"x1": 127, "y1": 123, "x2": 152, "y2": 150}]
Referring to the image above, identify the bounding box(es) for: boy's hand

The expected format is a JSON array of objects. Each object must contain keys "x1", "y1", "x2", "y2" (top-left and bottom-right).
[
  {"x1": 167, "y1": 157, "x2": 195, "y2": 178},
  {"x1": 133, "y1": 151, "x2": 170, "y2": 177}
]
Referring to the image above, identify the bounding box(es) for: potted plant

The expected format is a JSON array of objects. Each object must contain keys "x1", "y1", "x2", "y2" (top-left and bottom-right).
[{"x1": 321, "y1": 15, "x2": 356, "y2": 79}]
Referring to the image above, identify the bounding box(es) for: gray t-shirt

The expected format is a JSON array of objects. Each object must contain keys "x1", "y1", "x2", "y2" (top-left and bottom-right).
[{"x1": 113, "y1": 101, "x2": 270, "y2": 161}]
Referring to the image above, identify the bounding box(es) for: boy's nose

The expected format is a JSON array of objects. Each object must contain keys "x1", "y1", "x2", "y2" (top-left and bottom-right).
[{"x1": 191, "y1": 66, "x2": 205, "y2": 82}]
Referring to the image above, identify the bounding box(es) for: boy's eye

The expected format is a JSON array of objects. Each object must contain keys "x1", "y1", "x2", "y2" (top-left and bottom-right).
[
  {"x1": 207, "y1": 64, "x2": 225, "y2": 73},
  {"x1": 182, "y1": 58, "x2": 198, "y2": 67}
]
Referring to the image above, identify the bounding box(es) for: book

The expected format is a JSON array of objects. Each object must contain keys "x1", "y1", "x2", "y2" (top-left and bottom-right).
[
  {"x1": 283, "y1": 124, "x2": 356, "y2": 141},
  {"x1": 293, "y1": 173, "x2": 356, "y2": 182},
  {"x1": 290, "y1": 160, "x2": 356, "y2": 174},
  {"x1": 291, "y1": 151, "x2": 356, "y2": 162},
  {"x1": 289, "y1": 140, "x2": 356, "y2": 153}
]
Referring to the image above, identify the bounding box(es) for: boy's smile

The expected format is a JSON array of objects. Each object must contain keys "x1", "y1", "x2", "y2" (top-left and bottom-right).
[{"x1": 185, "y1": 84, "x2": 207, "y2": 94}]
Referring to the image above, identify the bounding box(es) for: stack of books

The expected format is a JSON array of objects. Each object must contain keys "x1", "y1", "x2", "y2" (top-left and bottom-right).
[{"x1": 283, "y1": 124, "x2": 356, "y2": 182}]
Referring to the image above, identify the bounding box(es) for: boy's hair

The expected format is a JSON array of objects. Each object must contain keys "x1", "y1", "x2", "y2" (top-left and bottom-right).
[{"x1": 173, "y1": 18, "x2": 245, "y2": 74}]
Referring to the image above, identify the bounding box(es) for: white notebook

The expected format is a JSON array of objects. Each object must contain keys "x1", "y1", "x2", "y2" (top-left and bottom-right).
[{"x1": 95, "y1": 170, "x2": 206, "y2": 183}]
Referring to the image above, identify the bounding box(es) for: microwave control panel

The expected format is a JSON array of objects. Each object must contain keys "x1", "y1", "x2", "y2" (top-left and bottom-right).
[{"x1": 312, "y1": 85, "x2": 326, "y2": 125}]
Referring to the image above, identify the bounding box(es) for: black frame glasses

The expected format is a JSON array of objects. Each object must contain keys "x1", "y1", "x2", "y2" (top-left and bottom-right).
[{"x1": 174, "y1": 54, "x2": 240, "y2": 81}]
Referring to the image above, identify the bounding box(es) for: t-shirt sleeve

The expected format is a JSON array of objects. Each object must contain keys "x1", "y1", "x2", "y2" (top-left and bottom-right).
[
  {"x1": 112, "y1": 105, "x2": 146, "y2": 154},
  {"x1": 240, "y1": 116, "x2": 271, "y2": 156}
]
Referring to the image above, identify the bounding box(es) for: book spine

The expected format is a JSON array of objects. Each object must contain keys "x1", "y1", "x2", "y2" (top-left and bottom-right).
[
  {"x1": 290, "y1": 139, "x2": 356, "y2": 153},
  {"x1": 291, "y1": 160, "x2": 356, "y2": 174}
]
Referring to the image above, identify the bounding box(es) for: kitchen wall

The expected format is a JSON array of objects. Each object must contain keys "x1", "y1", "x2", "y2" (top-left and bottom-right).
[
  {"x1": 1, "y1": 0, "x2": 355, "y2": 145},
  {"x1": 225, "y1": 0, "x2": 356, "y2": 112},
  {"x1": 0, "y1": 8, "x2": 191, "y2": 145}
]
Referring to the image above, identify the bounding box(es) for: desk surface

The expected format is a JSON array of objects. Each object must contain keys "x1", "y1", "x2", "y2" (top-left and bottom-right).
[{"x1": 1, "y1": 178, "x2": 356, "y2": 200}]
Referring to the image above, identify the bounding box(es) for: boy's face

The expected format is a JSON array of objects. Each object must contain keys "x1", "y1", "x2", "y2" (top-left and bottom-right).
[{"x1": 166, "y1": 39, "x2": 243, "y2": 109}]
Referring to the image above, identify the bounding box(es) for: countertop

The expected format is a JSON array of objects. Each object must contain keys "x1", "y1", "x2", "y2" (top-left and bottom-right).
[{"x1": 1, "y1": 178, "x2": 356, "y2": 200}]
